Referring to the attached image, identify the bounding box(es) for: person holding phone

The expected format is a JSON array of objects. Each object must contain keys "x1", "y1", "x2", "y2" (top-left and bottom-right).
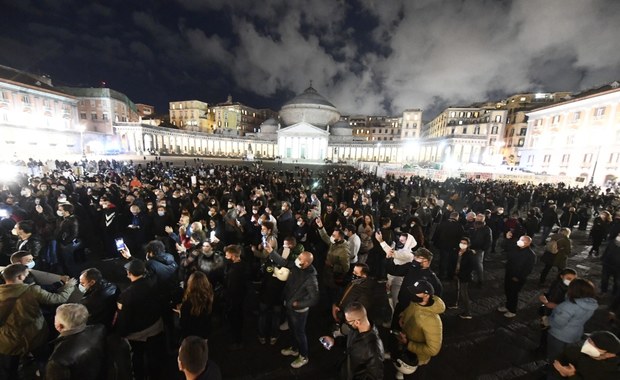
[{"x1": 319, "y1": 302, "x2": 384, "y2": 379}]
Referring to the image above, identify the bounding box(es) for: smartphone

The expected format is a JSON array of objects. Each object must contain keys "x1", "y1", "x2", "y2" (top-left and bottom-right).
[
  {"x1": 319, "y1": 337, "x2": 333, "y2": 350},
  {"x1": 115, "y1": 238, "x2": 126, "y2": 251},
  {"x1": 390, "y1": 329, "x2": 401, "y2": 336},
  {"x1": 0, "y1": 209, "x2": 8, "y2": 218}
]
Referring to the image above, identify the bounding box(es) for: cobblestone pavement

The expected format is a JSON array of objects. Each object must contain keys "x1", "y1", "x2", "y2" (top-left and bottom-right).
[{"x1": 207, "y1": 226, "x2": 617, "y2": 380}]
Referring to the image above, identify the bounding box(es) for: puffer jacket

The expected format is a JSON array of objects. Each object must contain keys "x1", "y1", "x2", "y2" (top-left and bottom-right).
[
  {"x1": 549, "y1": 297, "x2": 598, "y2": 344},
  {"x1": 400, "y1": 295, "x2": 446, "y2": 365},
  {"x1": 319, "y1": 227, "x2": 350, "y2": 288},
  {"x1": 45, "y1": 324, "x2": 106, "y2": 380},
  {"x1": 0, "y1": 282, "x2": 74, "y2": 355}
]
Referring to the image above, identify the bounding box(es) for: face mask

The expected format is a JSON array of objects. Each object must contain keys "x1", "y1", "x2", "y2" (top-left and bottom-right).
[
  {"x1": 252, "y1": 209, "x2": 258, "y2": 214},
  {"x1": 351, "y1": 274, "x2": 360, "y2": 280},
  {"x1": 261, "y1": 231, "x2": 267, "y2": 236},
  {"x1": 580, "y1": 340, "x2": 601, "y2": 358},
  {"x1": 56, "y1": 210, "x2": 64, "y2": 217},
  {"x1": 281, "y1": 207, "x2": 286, "y2": 212},
  {"x1": 26, "y1": 261, "x2": 35, "y2": 269},
  {"x1": 459, "y1": 243, "x2": 468, "y2": 250},
  {"x1": 562, "y1": 279, "x2": 571, "y2": 286},
  {"x1": 78, "y1": 284, "x2": 87, "y2": 293},
  {"x1": 147, "y1": 205, "x2": 153, "y2": 210},
  {"x1": 410, "y1": 223, "x2": 415, "y2": 228},
  {"x1": 295, "y1": 258, "x2": 302, "y2": 269},
  {"x1": 330, "y1": 236, "x2": 336, "y2": 244},
  {"x1": 343, "y1": 211, "x2": 349, "y2": 217},
  {"x1": 410, "y1": 295, "x2": 424, "y2": 303},
  {"x1": 516, "y1": 240, "x2": 525, "y2": 248},
  {"x1": 158, "y1": 211, "x2": 165, "y2": 216},
  {"x1": 297, "y1": 221, "x2": 303, "y2": 226}
]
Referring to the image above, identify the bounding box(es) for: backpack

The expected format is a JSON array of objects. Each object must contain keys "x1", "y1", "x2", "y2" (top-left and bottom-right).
[{"x1": 545, "y1": 239, "x2": 558, "y2": 254}]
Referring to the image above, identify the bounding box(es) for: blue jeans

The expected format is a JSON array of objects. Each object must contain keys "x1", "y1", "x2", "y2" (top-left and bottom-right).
[{"x1": 286, "y1": 308, "x2": 309, "y2": 358}]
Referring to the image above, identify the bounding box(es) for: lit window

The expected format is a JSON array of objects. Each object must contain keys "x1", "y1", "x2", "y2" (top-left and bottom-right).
[{"x1": 495, "y1": 115, "x2": 502, "y2": 123}]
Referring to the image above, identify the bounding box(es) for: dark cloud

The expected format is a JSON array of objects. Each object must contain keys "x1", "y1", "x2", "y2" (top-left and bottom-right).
[{"x1": 0, "y1": 0, "x2": 618, "y2": 118}]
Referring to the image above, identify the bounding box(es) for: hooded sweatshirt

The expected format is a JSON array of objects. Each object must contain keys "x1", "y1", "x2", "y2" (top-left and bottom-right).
[
  {"x1": 549, "y1": 297, "x2": 599, "y2": 344},
  {"x1": 380, "y1": 233, "x2": 417, "y2": 265}
]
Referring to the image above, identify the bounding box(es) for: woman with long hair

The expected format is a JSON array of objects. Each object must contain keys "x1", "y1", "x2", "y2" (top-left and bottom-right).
[{"x1": 176, "y1": 271, "x2": 214, "y2": 339}]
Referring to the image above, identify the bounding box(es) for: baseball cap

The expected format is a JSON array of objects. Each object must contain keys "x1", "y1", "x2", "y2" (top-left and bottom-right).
[
  {"x1": 407, "y1": 280, "x2": 434, "y2": 296},
  {"x1": 589, "y1": 331, "x2": 620, "y2": 354},
  {"x1": 124, "y1": 260, "x2": 146, "y2": 276}
]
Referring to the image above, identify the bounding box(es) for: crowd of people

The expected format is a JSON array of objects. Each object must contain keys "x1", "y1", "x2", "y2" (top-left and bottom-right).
[{"x1": 0, "y1": 157, "x2": 619, "y2": 379}]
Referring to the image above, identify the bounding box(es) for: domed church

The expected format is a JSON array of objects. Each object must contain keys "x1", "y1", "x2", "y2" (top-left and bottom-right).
[{"x1": 276, "y1": 83, "x2": 342, "y2": 161}]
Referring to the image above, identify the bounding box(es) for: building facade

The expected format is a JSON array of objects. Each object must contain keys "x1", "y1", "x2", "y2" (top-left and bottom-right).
[
  {"x1": 169, "y1": 100, "x2": 212, "y2": 132},
  {"x1": 418, "y1": 105, "x2": 507, "y2": 166},
  {"x1": 211, "y1": 95, "x2": 276, "y2": 136},
  {"x1": 519, "y1": 82, "x2": 620, "y2": 184}
]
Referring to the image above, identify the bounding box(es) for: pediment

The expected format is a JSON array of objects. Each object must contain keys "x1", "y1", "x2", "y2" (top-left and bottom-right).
[{"x1": 277, "y1": 122, "x2": 329, "y2": 137}]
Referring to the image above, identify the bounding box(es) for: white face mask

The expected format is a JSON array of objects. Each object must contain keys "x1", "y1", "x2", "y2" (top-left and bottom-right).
[
  {"x1": 297, "y1": 221, "x2": 303, "y2": 226},
  {"x1": 26, "y1": 261, "x2": 35, "y2": 269},
  {"x1": 516, "y1": 240, "x2": 525, "y2": 248},
  {"x1": 158, "y1": 211, "x2": 165, "y2": 216},
  {"x1": 562, "y1": 278, "x2": 571, "y2": 286},
  {"x1": 78, "y1": 284, "x2": 87, "y2": 293},
  {"x1": 295, "y1": 258, "x2": 302, "y2": 269},
  {"x1": 459, "y1": 243, "x2": 468, "y2": 250},
  {"x1": 329, "y1": 236, "x2": 336, "y2": 244},
  {"x1": 580, "y1": 340, "x2": 601, "y2": 358},
  {"x1": 56, "y1": 210, "x2": 64, "y2": 217},
  {"x1": 343, "y1": 211, "x2": 349, "y2": 217}
]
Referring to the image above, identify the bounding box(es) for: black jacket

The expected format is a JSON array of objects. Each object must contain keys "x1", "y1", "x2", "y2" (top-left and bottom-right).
[
  {"x1": 553, "y1": 342, "x2": 620, "y2": 380},
  {"x1": 56, "y1": 215, "x2": 79, "y2": 245},
  {"x1": 115, "y1": 276, "x2": 161, "y2": 337},
  {"x1": 450, "y1": 249, "x2": 475, "y2": 282},
  {"x1": 269, "y1": 251, "x2": 319, "y2": 311},
  {"x1": 45, "y1": 324, "x2": 106, "y2": 380},
  {"x1": 505, "y1": 246, "x2": 536, "y2": 281},
  {"x1": 387, "y1": 260, "x2": 443, "y2": 305},
  {"x1": 145, "y1": 253, "x2": 179, "y2": 296},
  {"x1": 433, "y1": 219, "x2": 464, "y2": 250},
  {"x1": 467, "y1": 225, "x2": 492, "y2": 252},
  {"x1": 224, "y1": 261, "x2": 247, "y2": 310},
  {"x1": 341, "y1": 324, "x2": 384, "y2": 380},
  {"x1": 79, "y1": 280, "x2": 119, "y2": 329},
  {"x1": 16, "y1": 234, "x2": 45, "y2": 259}
]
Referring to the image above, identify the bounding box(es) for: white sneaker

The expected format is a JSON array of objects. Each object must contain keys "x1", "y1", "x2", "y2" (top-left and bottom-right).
[
  {"x1": 504, "y1": 311, "x2": 516, "y2": 318},
  {"x1": 497, "y1": 306, "x2": 508, "y2": 313},
  {"x1": 281, "y1": 347, "x2": 299, "y2": 356},
  {"x1": 279, "y1": 321, "x2": 289, "y2": 331},
  {"x1": 290, "y1": 355, "x2": 309, "y2": 369}
]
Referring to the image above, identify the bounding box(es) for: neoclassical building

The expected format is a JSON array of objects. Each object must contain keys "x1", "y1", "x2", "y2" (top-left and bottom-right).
[
  {"x1": 519, "y1": 82, "x2": 620, "y2": 184},
  {"x1": 115, "y1": 85, "x2": 407, "y2": 162}
]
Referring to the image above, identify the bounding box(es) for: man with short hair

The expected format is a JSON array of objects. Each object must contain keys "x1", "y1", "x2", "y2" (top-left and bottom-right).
[
  {"x1": 0, "y1": 264, "x2": 76, "y2": 378},
  {"x1": 268, "y1": 245, "x2": 319, "y2": 369},
  {"x1": 178, "y1": 336, "x2": 222, "y2": 380},
  {"x1": 332, "y1": 263, "x2": 375, "y2": 326},
  {"x1": 78, "y1": 268, "x2": 119, "y2": 329},
  {"x1": 46, "y1": 303, "x2": 107, "y2": 379},
  {"x1": 320, "y1": 302, "x2": 384, "y2": 380},
  {"x1": 343, "y1": 224, "x2": 361, "y2": 264},
  {"x1": 387, "y1": 248, "x2": 443, "y2": 328},
  {"x1": 223, "y1": 244, "x2": 247, "y2": 351},
  {"x1": 316, "y1": 218, "x2": 350, "y2": 304},
  {"x1": 115, "y1": 259, "x2": 164, "y2": 380},
  {"x1": 12, "y1": 220, "x2": 44, "y2": 263},
  {"x1": 498, "y1": 235, "x2": 536, "y2": 318},
  {"x1": 55, "y1": 203, "x2": 81, "y2": 276},
  {"x1": 432, "y1": 212, "x2": 464, "y2": 279}
]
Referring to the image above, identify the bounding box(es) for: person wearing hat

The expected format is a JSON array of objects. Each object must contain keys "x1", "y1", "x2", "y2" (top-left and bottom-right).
[
  {"x1": 387, "y1": 248, "x2": 442, "y2": 329},
  {"x1": 551, "y1": 331, "x2": 620, "y2": 379},
  {"x1": 115, "y1": 258, "x2": 164, "y2": 380},
  {"x1": 395, "y1": 280, "x2": 445, "y2": 379}
]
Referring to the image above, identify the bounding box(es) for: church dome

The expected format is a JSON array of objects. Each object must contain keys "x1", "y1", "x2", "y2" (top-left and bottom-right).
[
  {"x1": 330, "y1": 120, "x2": 352, "y2": 136},
  {"x1": 259, "y1": 118, "x2": 279, "y2": 133},
  {"x1": 279, "y1": 85, "x2": 340, "y2": 129}
]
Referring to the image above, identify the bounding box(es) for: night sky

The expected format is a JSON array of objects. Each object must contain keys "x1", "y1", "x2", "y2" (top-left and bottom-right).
[{"x1": 1, "y1": 0, "x2": 619, "y2": 119}]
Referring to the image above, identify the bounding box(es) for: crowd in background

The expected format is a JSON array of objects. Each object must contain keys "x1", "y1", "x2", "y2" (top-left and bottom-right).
[{"x1": 0, "y1": 157, "x2": 619, "y2": 379}]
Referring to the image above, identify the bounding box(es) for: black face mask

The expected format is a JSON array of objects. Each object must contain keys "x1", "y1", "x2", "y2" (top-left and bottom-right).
[
  {"x1": 351, "y1": 274, "x2": 360, "y2": 281},
  {"x1": 410, "y1": 295, "x2": 424, "y2": 303}
]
